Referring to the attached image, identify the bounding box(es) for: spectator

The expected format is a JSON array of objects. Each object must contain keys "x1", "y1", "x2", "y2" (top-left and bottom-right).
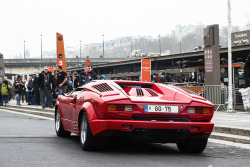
[
  {"x1": 152, "y1": 73, "x2": 157, "y2": 83},
  {"x1": 13, "y1": 75, "x2": 24, "y2": 105},
  {"x1": 4, "y1": 77, "x2": 12, "y2": 101},
  {"x1": 26, "y1": 76, "x2": 33, "y2": 105},
  {"x1": 66, "y1": 80, "x2": 73, "y2": 92},
  {"x1": 166, "y1": 74, "x2": 172, "y2": 82},
  {"x1": 79, "y1": 71, "x2": 86, "y2": 86},
  {"x1": 0, "y1": 78, "x2": 2, "y2": 106},
  {"x1": 157, "y1": 72, "x2": 163, "y2": 83},
  {"x1": 22, "y1": 80, "x2": 26, "y2": 103},
  {"x1": 1, "y1": 80, "x2": 12, "y2": 106},
  {"x1": 87, "y1": 66, "x2": 98, "y2": 82},
  {"x1": 38, "y1": 66, "x2": 54, "y2": 109},
  {"x1": 33, "y1": 74, "x2": 40, "y2": 105},
  {"x1": 56, "y1": 66, "x2": 67, "y2": 94},
  {"x1": 182, "y1": 75, "x2": 190, "y2": 82},
  {"x1": 72, "y1": 72, "x2": 80, "y2": 89},
  {"x1": 100, "y1": 75, "x2": 106, "y2": 80},
  {"x1": 161, "y1": 72, "x2": 166, "y2": 83}
]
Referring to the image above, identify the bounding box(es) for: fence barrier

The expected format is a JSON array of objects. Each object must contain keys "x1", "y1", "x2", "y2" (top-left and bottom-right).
[{"x1": 171, "y1": 83, "x2": 245, "y2": 111}]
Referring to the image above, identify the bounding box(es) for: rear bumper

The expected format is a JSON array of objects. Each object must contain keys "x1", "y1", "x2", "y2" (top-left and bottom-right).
[{"x1": 89, "y1": 119, "x2": 214, "y2": 141}]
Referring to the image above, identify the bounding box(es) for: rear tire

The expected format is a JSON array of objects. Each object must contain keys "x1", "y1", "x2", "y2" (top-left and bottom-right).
[
  {"x1": 79, "y1": 112, "x2": 107, "y2": 151},
  {"x1": 55, "y1": 108, "x2": 71, "y2": 137},
  {"x1": 177, "y1": 138, "x2": 208, "y2": 153}
]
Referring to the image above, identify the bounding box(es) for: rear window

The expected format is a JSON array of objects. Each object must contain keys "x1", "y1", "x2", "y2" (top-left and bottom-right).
[{"x1": 117, "y1": 83, "x2": 152, "y2": 89}]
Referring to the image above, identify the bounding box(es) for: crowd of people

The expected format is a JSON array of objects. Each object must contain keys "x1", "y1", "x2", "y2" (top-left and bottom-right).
[
  {"x1": 0, "y1": 65, "x2": 100, "y2": 109},
  {"x1": 0, "y1": 65, "x2": 192, "y2": 108}
]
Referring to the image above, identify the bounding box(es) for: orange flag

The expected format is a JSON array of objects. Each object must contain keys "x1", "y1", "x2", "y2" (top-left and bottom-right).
[
  {"x1": 85, "y1": 59, "x2": 90, "y2": 74},
  {"x1": 56, "y1": 33, "x2": 66, "y2": 72},
  {"x1": 141, "y1": 59, "x2": 151, "y2": 82}
]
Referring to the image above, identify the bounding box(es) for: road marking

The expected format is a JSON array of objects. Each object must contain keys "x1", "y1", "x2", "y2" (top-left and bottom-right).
[
  {"x1": 0, "y1": 135, "x2": 56, "y2": 138},
  {"x1": 209, "y1": 138, "x2": 250, "y2": 150},
  {"x1": 0, "y1": 109, "x2": 54, "y2": 120}
]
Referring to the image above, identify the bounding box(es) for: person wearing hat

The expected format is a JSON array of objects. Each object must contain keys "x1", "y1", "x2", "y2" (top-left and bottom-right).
[
  {"x1": 13, "y1": 75, "x2": 24, "y2": 105},
  {"x1": 100, "y1": 75, "x2": 106, "y2": 80}
]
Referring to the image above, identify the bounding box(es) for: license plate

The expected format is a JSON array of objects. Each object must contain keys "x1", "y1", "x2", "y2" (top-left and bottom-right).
[{"x1": 145, "y1": 105, "x2": 179, "y2": 113}]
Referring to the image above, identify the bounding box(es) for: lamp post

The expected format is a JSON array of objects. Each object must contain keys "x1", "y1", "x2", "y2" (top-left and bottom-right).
[
  {"x1": 227, "y1": 0, "x2": 234, "y2": 112},
  {"x1": 80, "y1": 40, "x2": 81, "y2": 58},
  {"x1": 41, "y1": 34, "x2": 43, "y2": 60},
  {"x1": 158, "y1": 35, "x2": 161, "y2": 56},
  {"x1": 24, "y1": 40, "x2": 25, "y2": 59},
  {"x1": 102, "y1": 34, "x2": 104, "y2": 58},
  {"x1": 131, "y1": 41, "x2": 133, "y2": 54},
  {"x1": 179, "y1": 40, "x2": 182, "y2": 53}
]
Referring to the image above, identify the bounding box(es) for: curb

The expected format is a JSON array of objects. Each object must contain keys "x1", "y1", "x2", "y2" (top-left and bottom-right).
[
  {"x1": 6, "y1": 104, "x2": 54, "y2": 112},
  {"x1": 213, "y1": 126, "x2": 250, "y2": 137},
  {"x1": 210, "y1": 132, "x2": 250, "y2": 145},
  {"x1": 2, "y1": 107, "x2": 54, "y2": 118}
]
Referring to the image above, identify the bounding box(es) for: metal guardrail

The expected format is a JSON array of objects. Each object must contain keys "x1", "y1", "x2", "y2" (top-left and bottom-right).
[{"x1": 176, "y1": 84, "x2": 245, "y2": 111}]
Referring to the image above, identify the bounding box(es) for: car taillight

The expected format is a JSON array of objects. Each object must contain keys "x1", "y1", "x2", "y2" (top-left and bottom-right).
[
  {"x1": 187, "y1": 107, "x2": 212, "y2": 114},
  {"x1": 203, "y1": 107, "x2": 211, "y2": 114},
  {"x1": 107, "y1": 104, "x2": 133, "y2": 112}
]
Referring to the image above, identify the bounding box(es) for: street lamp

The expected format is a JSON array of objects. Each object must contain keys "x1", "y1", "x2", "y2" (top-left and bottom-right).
[
  {"x1": 179, "y1": 40, "x2": 182, "y2": 53},
  {"x1": 102, "y1": 34, "x2": 104, "y2": 58},
  {"x1": 158, "y1": 35, "x2": 161, "y2": 56},
  {"x1": 131, "y1": 41, "x2": 133, "y2": 54},
  {"x1": 80, "y1": 40, "x2": 82, "y2": 58},
  {"x1": 41, "y1": 34, "x2": 43, "y2": 60},
  {"x1": 24, "y1": 40, "x2": 25, "y2": 59}
]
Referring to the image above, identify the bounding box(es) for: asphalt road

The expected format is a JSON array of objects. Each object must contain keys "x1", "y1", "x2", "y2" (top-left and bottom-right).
[{"x1": 0, "y1": 109, "x2": 250, "y2": 167}]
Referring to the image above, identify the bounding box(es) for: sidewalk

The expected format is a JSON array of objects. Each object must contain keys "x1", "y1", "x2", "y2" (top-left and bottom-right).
[
  {"x1": 212, "y1": 110, "x2": 250, "y2": 129},
  {"x1": 7, "y1": 99, "x2": 54, "y2": 111}
]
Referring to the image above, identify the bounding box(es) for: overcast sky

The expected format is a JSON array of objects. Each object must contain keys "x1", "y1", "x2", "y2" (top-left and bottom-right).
[{"x1": 0, "y1": 0, "x2": 250, "y2": 58}]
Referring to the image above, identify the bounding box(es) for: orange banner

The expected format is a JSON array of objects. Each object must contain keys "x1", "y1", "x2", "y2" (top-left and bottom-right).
[
  {"x1": 86, "y1": 59, "x2": 90, "y2": 67},
  {"x1": 48, "y1": 67, "x2": 54, "y2": 75},
  {"x1": 85, "y1": 59, "x2": 90, "y2": 74},
  {"x1": 56, "y1": 33, "x2": 66, "y2": 72},
  {"x1": 141, "y1": 59, "x2": 151, "y2": 82}
]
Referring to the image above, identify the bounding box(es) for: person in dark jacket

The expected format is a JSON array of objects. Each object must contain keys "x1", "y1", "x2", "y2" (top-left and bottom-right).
[
  {"x1": 79, "y1": 71, "x2": 86, "y2": 86},
  {"x1": 13, "y1": 75, "x2": 24, "y2": 105},
  {"x1": 33, "y1": 74, "x2": 40, "y2": 105},
  {"x1": 72, "y1": 72, "x2": 80, "y2": 89},
  {"x1": 26, "y1": 76, "x2": 33, "y2": 105},
  {"x1": 152, "y1": 73, "x2": 157, "y2": 83},
  {"x1": 38, "y1": 66, "x2": 54, "y2": 109},
  {"x1": 56, "y1": 66, "x2": 68, "y2": 94},
  {"x1": 86, "y1": 66, "x2": 98, "y2": 82},
  {"x1": 244, "y1": 54, "x2": 250, "y2": 87}
]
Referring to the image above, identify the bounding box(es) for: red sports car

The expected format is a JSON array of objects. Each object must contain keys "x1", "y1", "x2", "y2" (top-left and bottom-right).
[{"x1": 55, "y1": 80, "x2": 214, "y2": 153}]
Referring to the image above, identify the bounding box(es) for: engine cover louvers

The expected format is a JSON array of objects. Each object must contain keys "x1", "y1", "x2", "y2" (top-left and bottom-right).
[
  {"x1": 136, "y1": 88, "x2": 144, "y2": 96},
  {"x1": 93, "y1": 83, "x2": 113, "y2": 92},
  {"x1": 145, "y1": 88, "x2": 158, "y2": 96}
]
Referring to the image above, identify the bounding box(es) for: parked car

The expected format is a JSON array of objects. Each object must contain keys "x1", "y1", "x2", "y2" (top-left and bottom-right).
[{"x1": 55, "y1": 80, "x2": 214, "y2": 153}]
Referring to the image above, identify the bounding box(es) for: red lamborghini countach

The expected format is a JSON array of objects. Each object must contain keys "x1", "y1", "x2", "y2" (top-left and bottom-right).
[{"x1": 55, "y1": 80, "x2": 214, "y2": 153}]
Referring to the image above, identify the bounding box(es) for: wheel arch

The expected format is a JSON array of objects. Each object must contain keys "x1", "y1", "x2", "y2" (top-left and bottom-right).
[{"x1": 78, "y1": 102, "x2": 97, "y2": 134}]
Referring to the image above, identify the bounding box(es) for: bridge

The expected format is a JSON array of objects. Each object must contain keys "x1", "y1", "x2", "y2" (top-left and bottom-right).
[{"x1": 4, "y1": 57, "x2": 129, "y2": 74}]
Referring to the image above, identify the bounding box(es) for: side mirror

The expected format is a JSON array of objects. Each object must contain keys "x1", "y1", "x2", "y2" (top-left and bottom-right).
[{"x1": 71, "y1": 95, "x2": 77, "y2": 103}]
